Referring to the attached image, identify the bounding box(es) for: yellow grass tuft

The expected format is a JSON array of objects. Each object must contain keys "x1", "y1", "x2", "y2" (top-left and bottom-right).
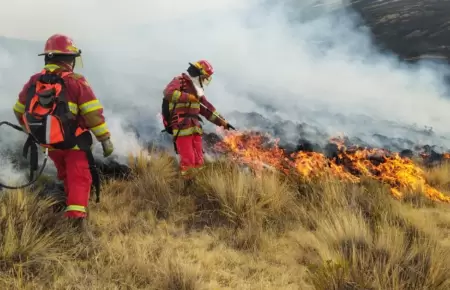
[{"x1": 0, "y1": 151, "x2": 449, "y2": 289}]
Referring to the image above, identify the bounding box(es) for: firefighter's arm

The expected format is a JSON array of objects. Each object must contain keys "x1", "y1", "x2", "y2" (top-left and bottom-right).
[
  {"x1": 199, "y1": 96, "x2": 228, "y2": 127},
  {"x1": 163, "y1": 77, "x2": 197, "y2": 103},
  {"x1": 75, "y1": 76, "x2": 111, "y2": 142},
  {"x1": 12, "y1": 77, "x2": 33, "y2": 127}
]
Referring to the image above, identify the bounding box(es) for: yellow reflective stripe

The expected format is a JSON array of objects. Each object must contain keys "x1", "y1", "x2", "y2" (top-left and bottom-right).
[
  {"x1": 168, "y1": 102, "x2": 200, "y2": 110},
  {"x1": 13, "y1": 101, "x2": 25, "y2": 113},
  {"x1": 180, "y1": 167, "x2": 195, "y2": 177},
  {"x1": 47, "y1": 144, "x2": 93, "y2": 151},
  {"x1": 172, "y1": 90, "x2": 181, "y2": 102},
  {"x1": 47, "y1": 145, "x2": 80, "y2": 151},
  {"x1": 79, "y1": 100, "x2": 103, "y2": 115},
  {"x1": 44, "y1": 64, "x2": 61, "y2": 72},
  {"x1": 68, "y1": 102, "x2": 78, "y2": 115},
  {"x1": 172, "y1": 126, "x2": 203, "y2": 136},
  {"x1": 90, "y1": 122, "x2": 109, "y2": 137},
  {"x1": 65, "y1": 205, "x2": 86, "y2": 213}
]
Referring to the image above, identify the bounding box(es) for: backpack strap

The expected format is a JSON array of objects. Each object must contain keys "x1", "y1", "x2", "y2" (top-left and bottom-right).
[{"x1": 24, "y1": 82, "x2": 37, "y2": 112}]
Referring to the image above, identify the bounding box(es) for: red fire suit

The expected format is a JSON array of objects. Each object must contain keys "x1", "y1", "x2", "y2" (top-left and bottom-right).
[
  {"x1": 13, "y1": 62, "x2": 111, "y2": 218},
  {"x1": 163, "y1": 73, "x2": 228, "y2": 179}
]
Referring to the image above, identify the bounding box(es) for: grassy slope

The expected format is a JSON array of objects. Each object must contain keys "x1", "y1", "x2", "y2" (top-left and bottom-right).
[{"x1": 0, "y1": 152, "x2": 449, "y2": 290}]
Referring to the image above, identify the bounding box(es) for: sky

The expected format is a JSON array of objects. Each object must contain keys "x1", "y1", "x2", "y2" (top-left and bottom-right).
[{"x1": 1, "y1": 0, "x2": 450, "y2": 183}]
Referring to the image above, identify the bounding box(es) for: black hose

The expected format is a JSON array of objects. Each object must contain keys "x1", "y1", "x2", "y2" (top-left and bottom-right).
[
  {"x1": 0, "y1": 121, "x2": 23, "y2": 132},
  {"x1": 0, "y1": 121, "x2": 48, "y2": 190},
  {"x1": 0, "y1": 151, "x2": 48, "y2": 190}
]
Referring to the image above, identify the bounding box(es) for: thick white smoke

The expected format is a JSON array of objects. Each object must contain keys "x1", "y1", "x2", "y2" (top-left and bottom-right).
[{"x1": 1, "y1": 0, "x2": 450, "y2": 184}]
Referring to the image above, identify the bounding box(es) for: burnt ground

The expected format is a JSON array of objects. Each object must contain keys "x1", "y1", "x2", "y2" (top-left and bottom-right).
[{"x1": 349, "y1": 0, "x2": 450, "y2": 60}]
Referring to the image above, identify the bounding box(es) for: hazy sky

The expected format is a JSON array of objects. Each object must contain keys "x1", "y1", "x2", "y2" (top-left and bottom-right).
[{"x1": 0, "y1": 0, "x2": 253, "y2": 40}]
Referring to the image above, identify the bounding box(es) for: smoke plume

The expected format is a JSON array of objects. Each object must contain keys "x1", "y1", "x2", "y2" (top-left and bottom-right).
[{"x1": 1, "y1": 0, "x2": 450, "y2": 184}]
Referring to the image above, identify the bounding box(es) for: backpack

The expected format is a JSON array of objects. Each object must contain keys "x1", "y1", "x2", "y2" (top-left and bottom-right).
[
  {"x1": 161, "y1": 76, "x2": 186, "y2": 135},
  {"x1": 161, "y1": 98, "x2": 176, "y2": 135},
  {"x1": 22, "y1": 70, "x2": 83, "y2": 150}
]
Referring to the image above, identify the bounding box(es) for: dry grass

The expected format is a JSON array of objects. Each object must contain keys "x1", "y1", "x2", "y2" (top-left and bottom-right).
[{"x1": 0, "y1": 152, "x2": 449, "y2": 290}]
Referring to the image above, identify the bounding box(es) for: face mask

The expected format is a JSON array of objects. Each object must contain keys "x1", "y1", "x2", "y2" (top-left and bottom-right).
[
  {"x1": 75, "y1": 55, "x2": 84, "y2": 69},
  {"x1": 201, "y1": 75, "x2": 212, "y2": 87}
]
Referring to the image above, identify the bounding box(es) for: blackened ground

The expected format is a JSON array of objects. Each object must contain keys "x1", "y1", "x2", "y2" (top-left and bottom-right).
[
  {"x1": 0, "y1": 158, "x2": 133, "y2": 193},
  {"x1": 349, "y1": 0, "x2": 450, "y2": 60},
  {"x1": 203, "y1": 126, "x2": 450, "y2": 167},
  {"x1": 94, "y1": 159, "x2": 133, "y2": 181}
]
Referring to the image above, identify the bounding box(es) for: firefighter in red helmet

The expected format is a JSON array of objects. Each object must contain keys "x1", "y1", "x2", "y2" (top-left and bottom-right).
[
  {"x1": 163, "y1": 60, "x2": 234, "y2": 181},
  {"x1": 13, "y1": 34, "x2": 114, "y2": 227}
]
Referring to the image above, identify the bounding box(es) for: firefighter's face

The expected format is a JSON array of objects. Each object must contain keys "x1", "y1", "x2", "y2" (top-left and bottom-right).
[{"x1": 200, "y1": 75, "x2": 212, "y2": 87}]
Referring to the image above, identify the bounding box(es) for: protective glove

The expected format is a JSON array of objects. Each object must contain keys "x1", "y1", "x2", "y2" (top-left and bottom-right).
[
  {"x1": 221, "y1": 120, "x2": 236, "y2": 130},
  {"x1": 101, "y1": 138, "x2": 114, "y2": 157},
  {"x1": 225, "y1": 123, "x2": 236, "y2": 130},
  {"x1": 187, "y1": 94, "x2": 199, "y2": 102}
]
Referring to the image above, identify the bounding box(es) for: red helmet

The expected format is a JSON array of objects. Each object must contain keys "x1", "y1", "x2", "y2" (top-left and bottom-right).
[
  {"x1": 189, "y1": 60, "x2": 214, "y2": 86},
  {"x1": 38, "y1": 34, "x2": 81, "y2": 56},
  {"x1": 190, "y1": 60, "x2": 214, "y2": 77}
]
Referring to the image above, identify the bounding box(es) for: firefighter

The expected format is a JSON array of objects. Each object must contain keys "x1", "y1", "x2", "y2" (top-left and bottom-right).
[
  {"x1": 163, "y1": 60, "x2": 233, "y2": 180},
  {"x1": 12, "y1": 34, "x2": 114, "y2": 226}
]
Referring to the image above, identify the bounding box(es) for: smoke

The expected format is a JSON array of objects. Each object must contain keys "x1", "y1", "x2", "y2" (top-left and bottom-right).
[
  {"x1": 0, "y1": 153, "x2": 27, "y2": 187},
  {"x1": 1, "y1": 0, "x2": 450, "y2": 182}
]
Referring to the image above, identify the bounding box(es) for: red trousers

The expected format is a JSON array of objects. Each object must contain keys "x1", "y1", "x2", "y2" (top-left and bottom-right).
[
  {"x1": 176, "y1": 134, "x2": 204, "y2": 179},
  {"x1": 48, "y1": 150, "x2": 92, "y2": 218}
]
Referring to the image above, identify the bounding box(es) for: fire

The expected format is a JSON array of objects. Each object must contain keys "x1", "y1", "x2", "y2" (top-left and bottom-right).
[
  {"x1": 214, "y1": 132, "x2": 290, "y2": 173},
  {"x1": 214, "y1": 131, "x2": 450, "y2": 203}
]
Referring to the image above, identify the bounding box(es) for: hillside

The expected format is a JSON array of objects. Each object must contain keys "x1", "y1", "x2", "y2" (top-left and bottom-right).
[
  {"x1": 1, "y1": 133, "x2": 450, "y2": 289},
  {"x1": 350, "y1": 0, "x2": 450, "y2": 59},
  {"x1": 2, "y1": 1, "x2": 450, "y2": 289}
]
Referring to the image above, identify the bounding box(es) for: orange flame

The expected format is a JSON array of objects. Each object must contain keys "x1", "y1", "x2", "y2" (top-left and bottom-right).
[{"x1": 214, "y1": 131, "x2": 450, "y2": 203}]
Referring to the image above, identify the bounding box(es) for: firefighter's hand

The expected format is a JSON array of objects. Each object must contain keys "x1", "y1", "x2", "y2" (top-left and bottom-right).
[
  {"x1": 101, "y1": 138, "x2": 114, "y2": 157},
  {"x1": 222, "y1": 120, "x2": 236, "y2": 130},
  {"x1": 187, "y1": 94, "x2": 199, "y2": 102},
  {"x1": 226, "y1": 123, "x2": 236, "y2": 130}
]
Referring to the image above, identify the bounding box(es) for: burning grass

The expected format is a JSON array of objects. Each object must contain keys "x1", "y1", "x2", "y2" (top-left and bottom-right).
[
  {"x1": 0, "y1": 145, "x2": 449, "y2": 289},
  {"x1": 215, "y1": 130, "x2": 450, "y2": 202}
]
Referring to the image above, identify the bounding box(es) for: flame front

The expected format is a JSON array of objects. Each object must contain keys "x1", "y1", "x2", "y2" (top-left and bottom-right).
[{"x1": 214, "y1": 131, "x2": 450, "y2": 203}]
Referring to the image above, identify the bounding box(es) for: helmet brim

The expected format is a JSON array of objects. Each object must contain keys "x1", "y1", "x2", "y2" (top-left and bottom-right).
[{"x1": 38, "y1": 51, "x2": 81, "y2": 57}]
